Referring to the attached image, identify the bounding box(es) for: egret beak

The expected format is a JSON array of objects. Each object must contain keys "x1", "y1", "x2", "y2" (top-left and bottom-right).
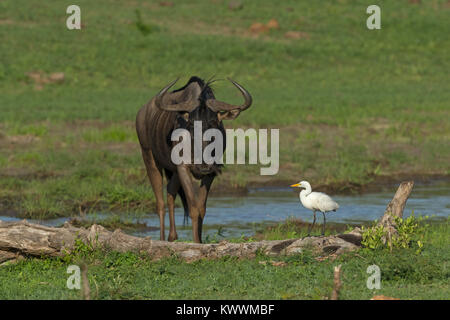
[{"x1": 290, "y1": 183, "x2": 300, "y2": 187}]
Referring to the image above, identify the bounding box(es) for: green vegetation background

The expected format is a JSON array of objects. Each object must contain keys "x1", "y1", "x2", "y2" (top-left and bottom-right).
[{"x1": 0, "y1": 0, "x2": 449, "y2": 218}]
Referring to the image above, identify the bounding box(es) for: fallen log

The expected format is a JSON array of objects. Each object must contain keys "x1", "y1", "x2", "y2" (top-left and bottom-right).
[
  {"x1": 0, "y1": 181, "x2": 414, "y2": 263},
  {"x1": 0, "y1": 220, "x2": 361, "y2": 263}
]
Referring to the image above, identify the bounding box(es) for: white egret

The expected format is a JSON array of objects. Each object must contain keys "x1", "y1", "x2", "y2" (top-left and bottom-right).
[{"x1": 290, "y1": 180, "x2": 339, "y2": 236}]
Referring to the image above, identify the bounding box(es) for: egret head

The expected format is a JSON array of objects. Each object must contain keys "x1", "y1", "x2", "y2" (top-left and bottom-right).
[{"x1": 290, "y1": 180, "x2": 310, "y2": 189}]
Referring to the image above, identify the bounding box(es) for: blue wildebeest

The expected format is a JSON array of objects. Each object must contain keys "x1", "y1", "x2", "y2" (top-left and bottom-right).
[{"x1": 136, "y1": 76, "x2": 252, "y2": 243}]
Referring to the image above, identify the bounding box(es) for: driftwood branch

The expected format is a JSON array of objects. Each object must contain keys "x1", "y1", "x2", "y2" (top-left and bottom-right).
[
  {"x1": 81, "y1": 263, "x2": 90, "y2": 300},
  {"x1": 331, "y1": 264, "x2": 342, "y2": 300},
  {"x1": 0, "y1": 181, "x2": 415, "y2": 263}
]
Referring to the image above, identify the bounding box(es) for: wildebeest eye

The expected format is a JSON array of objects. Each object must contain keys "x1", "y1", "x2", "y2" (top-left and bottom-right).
[{"x1": 176, "y1": 113, "x2": 190, "y2": 127}]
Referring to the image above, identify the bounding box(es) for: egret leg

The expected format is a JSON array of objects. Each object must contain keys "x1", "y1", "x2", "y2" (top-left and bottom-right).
[
  {"x1": 322, "y1": 212, "x2": 326, "y2": 236},
  {"x1": 307, "y1": 211, "x2": 316, "y2": 236}
]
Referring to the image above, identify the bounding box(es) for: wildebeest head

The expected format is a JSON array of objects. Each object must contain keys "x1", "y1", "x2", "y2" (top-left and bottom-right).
[{"x1": 154, "y1": 76, "x2": 252, "y2": 178}]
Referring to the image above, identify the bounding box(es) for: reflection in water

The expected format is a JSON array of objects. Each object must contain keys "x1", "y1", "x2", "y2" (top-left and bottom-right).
[{"x1": 1, "y1": 182, "x2": 449, "y2": 241}]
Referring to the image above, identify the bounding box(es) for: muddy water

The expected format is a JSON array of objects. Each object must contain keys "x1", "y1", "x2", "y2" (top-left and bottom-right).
[{"x1": 1, "y1": 182, "x2": 449, "y2": 241}]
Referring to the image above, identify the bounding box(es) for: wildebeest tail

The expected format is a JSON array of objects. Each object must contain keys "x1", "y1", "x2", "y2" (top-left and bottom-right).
[{"x1": 178, "y1": 188, "x2": 190, "y2": 225}]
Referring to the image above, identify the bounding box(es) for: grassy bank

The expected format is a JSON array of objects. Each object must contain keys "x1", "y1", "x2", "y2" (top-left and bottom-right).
[
  {"x1": 0, "y1": 218, "x2": 448, "y2": 299},
  {"x1": 0, "y1": 0, "x2": 449, "y2": 218}
]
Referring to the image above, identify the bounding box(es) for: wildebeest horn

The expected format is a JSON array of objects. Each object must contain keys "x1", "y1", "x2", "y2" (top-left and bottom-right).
[
  {"x1": 155, "y1": 78, "x2": 200, "y2": 112},
  {"x1": 206, "y1": 78, "x2": 252, "y2": 112}
]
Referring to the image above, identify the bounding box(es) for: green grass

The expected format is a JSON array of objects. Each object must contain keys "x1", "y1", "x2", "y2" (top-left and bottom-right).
[
  {"x1": 0, "y1": 218, "x2": 448, "y2": 300},
  {"x1": 0, "y1": 0, "x2": 449, "y2": 217}
]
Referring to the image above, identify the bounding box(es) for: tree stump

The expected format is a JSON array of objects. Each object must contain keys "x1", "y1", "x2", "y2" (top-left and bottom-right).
[{"x1": 377, "y1": 181, "x2": 414, "y2": 245}]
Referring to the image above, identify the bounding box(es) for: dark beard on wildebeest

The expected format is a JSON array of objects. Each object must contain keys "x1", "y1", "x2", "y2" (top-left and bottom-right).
[
  {"x1": 136, "y1": 76, "x2": 252, "y2": 243},
  {"x1": 170, "y1": 77, "x2": 225, "y2": 179}
]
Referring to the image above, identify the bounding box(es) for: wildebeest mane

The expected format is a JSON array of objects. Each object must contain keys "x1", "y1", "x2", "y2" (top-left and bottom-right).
[{"x1": 172, "y1": 76, "x2": 217, "y2": 102}]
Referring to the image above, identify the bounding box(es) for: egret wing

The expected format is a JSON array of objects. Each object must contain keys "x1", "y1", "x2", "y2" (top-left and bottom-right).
[{"x1": 315, "y1": 192, "x2": 339, "y2": 212}]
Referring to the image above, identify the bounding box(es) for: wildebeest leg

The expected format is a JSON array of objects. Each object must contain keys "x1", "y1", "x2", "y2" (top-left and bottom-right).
[
  {"x1": 197, "y1": 174, "x2": 215, "y2": 242},
  {"x1": 141, "y1": 149, "x2": 165, "y2": 241},
  {"x1": 176, "y1": 165, "x2": 202, "y2": 243},
  {"x1": 165, "y1": 170, "x2": 181, "y2": 242}
]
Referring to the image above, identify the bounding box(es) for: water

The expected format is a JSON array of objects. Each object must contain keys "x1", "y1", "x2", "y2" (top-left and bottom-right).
[{"x1": 1, "y1": 182, "x2": 448, "y2": 240}]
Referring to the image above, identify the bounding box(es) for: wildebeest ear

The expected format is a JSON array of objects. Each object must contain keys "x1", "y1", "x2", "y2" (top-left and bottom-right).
[{"x1": 217, "y1": 109, "x2": 241, "y2": 121}]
